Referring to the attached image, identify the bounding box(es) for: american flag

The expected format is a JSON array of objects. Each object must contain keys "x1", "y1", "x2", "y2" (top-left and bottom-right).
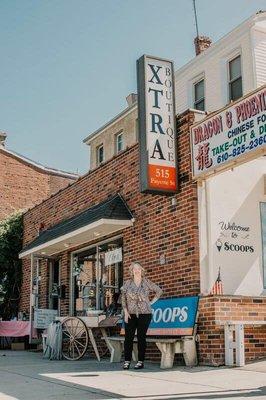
[{"x1": 210, "y1": 267, "x2": 223, "y2": 295}]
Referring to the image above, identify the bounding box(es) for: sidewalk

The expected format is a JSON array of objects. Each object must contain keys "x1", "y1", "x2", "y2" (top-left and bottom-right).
[{"x1": 0, "y1": 350, "x2": 266, "y2": 400}]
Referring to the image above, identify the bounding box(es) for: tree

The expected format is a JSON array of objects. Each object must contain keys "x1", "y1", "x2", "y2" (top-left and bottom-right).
[{"x1": 0, "y1": 212, "x2": 23, "y2": 320}]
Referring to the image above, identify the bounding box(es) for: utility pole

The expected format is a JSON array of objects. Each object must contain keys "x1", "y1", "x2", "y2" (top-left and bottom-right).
[{"x1": 193, "y1": 0, "x2": 199, "y2": 38}]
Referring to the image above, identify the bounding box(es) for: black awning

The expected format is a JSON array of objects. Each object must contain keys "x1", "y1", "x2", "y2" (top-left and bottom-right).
[{"x1": 20, "y1": 194, "x2": 133, "y2": 257}]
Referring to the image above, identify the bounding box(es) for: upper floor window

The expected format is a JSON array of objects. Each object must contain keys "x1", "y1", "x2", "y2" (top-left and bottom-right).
[
  {"x1": 97, "y1": 144, "x2": 104, "y2": 165},
  {"x1": 115, "y1": 132, "x2": 124, "y2": 154},
  {"x1": 194, "y1": 79, "x2": 205, "y2": 111},
  {"x1": 228, "y1": 55, "x2": 242, "y2": 102}
]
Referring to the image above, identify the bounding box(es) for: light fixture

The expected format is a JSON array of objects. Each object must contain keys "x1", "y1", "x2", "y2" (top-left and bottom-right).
[
  {"x1": 41, "y1": 251, "x2": 46, "y2": 255},
  {"x1": 93, "y1": 231, "x2": 100, "y2": 237},
  {"x1": 64, "y1": 243, "x2": 70, "y2": 248},
  {"x1": 171, "y1": 198, "x2": 177, "y2": 207}
]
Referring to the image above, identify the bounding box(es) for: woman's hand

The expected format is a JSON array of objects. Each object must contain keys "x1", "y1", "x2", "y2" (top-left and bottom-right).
[{"x1": 124, "y1": 309, "x2": 131, "y2": 323}]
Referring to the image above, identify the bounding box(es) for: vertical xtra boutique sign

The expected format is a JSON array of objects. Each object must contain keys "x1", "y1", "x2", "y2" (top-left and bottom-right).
[
  {"x1": 191, "y1": 85, "x2": 266, "y2": 178},
  {"x1": 137, "y1": 55, "x2": 178, "y2": 194}
]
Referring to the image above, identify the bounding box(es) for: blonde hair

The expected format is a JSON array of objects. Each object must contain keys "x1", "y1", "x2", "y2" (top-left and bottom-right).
[{"x1": 129, "y1": 261, "x2": 146, "y2": 279}]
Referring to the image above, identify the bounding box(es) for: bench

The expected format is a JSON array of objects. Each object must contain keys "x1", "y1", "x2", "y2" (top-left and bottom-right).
[
  {"x1": 103, "y1": 296, "x2": 199, "y2": 369},
  {"x1": 220, "y1": 320, "x2": 266, "y2": 367}
]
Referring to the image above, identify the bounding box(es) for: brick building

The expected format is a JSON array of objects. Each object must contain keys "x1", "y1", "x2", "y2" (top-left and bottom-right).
[
  {"x1": 18, "y1": 12, "x2": 266, "y2": 366},
  {"x1": 0, "y1": 132, "x2": 78, "y2": 221},
  {"x1": 19, "y1": 109, "x2": 203, "y2": 353}
]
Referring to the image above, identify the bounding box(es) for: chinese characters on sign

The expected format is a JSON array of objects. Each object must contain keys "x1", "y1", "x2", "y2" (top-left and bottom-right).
[
  {"x1": 137, "y1": 55, "x2": 178, "y2": 193},
  {"x1": 191, "y1": 85, "x2": 266, "y2": 178}
]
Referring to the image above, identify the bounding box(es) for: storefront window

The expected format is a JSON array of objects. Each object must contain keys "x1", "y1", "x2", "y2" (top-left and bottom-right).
[
  {"x1": 72, "y1": 237, "x2": 123, "y2": 315},
  {"x1": 260, "y1": 203, "x2": 266, "y2": 288}
]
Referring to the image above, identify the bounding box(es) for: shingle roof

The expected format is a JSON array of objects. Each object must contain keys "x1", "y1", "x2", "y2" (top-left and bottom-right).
[{"x1": 20, "y1": 194, "x2": 133, "y2": 254}]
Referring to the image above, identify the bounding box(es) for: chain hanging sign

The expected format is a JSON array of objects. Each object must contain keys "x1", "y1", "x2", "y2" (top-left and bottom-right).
[
  {"x1": 137, "y1": 55, "x2": 178, "y2": 194},
  {"x1": 191, "y1": 84, "x2": 266, "y2": 178},
  {"x1": 105, "y1": 247, "x2": 122, "y2": 266}
]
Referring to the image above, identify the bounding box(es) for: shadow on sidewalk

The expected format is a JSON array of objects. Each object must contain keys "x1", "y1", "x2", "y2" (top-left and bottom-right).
[{"x1": 119, "y1": 386, "x2": 266, "y2": 399}]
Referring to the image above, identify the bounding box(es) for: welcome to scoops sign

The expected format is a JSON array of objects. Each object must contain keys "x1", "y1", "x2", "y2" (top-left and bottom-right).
[{"x1": 190, "y1": 84, "x2": 266, "y2": 178}]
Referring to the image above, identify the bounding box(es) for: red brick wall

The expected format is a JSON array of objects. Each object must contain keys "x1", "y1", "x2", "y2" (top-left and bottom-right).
[
  {"x1": 20, "y1": 258, "x2": 31, "y2": 314},
  {"x1": 198, "y1": 296, "x2": 266, "y2": 365},
  {"x1": 0, "y1": 149, "x2": 76, "y2": 220},
  {"x1": 20, "y1": 109, "x2": 200, "y2": 315}
]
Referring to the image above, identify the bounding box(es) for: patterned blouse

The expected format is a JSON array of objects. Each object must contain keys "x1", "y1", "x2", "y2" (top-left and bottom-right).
[{"x1": 120, "y1": 278, "x2": 163, "y2": 316}]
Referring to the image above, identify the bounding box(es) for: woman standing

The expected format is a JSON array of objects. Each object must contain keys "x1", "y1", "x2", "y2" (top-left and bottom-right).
[{"x1": 120, "y1": 261, "x2": 163, "y2": 370}]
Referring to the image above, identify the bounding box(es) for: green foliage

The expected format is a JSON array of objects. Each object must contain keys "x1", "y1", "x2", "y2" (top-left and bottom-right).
[{"x1": 0, "y1": 212, "x2": 23, "y2": 319}]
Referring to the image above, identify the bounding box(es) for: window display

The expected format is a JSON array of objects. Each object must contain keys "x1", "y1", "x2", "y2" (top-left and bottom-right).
[{"x1": 72, "y1": 237, "x2": 123, "y2": 315}]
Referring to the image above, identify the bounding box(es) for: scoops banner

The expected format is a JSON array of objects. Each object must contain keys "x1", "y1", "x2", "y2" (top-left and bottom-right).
[
  {"x1": 147, "y1": 296, "x2": 198, "y2": 335},
  {"x1": 191, "y1": 84, "x2": 266, "y2": 178},
  {"x1": 120, "y1": 296, "x2": 199, "y2": 336},
  {"x1": 137, "y1": 55, "x2": 178, "y2": 194}
]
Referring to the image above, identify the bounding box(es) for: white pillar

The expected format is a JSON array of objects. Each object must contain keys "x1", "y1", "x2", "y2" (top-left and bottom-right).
[
  {"x1": 29, "y1": 254, "x2": 34, "y2": 344},
  {"x1": 204, "y1": 178, "x2": 213, "y2": 292}
]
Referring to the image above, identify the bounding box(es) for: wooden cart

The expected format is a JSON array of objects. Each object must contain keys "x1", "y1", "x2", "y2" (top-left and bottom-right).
[{"x1": 59, "y1": 315, "x2": 120, "y2": 361}]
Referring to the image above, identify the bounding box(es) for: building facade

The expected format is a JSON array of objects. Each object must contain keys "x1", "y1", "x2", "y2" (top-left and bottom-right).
[
  {"x1": 19, "y1": 12, "x2": 266, "y2": 366},
  {"x1": 175, "y1": 11, "x2": 266, "y2": 114},
  {"x1": 83, "y1": 94, "x2": 138, "y2": 171},
  {"x1": 0, "y1": 133, "x2": 78, "y2": 221}
]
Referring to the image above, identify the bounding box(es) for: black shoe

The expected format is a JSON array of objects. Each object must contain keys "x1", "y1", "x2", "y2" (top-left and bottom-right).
[
  {"x1": 123, "y1": 361, "x2": 131, "y2": 370},
  {"x1": 134, "y1": 361, "x2": 144, "y2": 369}
]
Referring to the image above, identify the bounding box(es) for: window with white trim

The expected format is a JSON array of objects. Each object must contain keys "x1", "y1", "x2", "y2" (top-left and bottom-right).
[
  {"x1": 97, "y1": 144, "x2": 104, "y2": 165},
  {"x1": 115, "y1": 132, "x2": 124, "y2": 154},
  {"x1": 194, "y1": 79, "x2": 205, "y2": 111},
  {"x1": 228, "y1": 55, "x2": 242, "y2": 102}
]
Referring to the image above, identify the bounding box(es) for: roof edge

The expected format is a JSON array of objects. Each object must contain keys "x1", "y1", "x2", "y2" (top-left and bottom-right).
[
  {"x1": 83, "y1": 102, "x2": 137, "y2": 144},
  {"x1": 0, "y1": 147, "x2": 79, "y2": 179},
  {"x1": 20, "y1": 193, "x2": 134, "y2": 257}
]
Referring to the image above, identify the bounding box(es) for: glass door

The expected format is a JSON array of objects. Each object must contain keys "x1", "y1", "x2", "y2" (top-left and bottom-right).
[
  {"x1": 98, "y1": 240, "x2": 123, "y2": 312},
  {"x1": 49, "y1": 259, "x2": 60, "y2": 311},
  {"x1": 73, "y1": 247, "x2": 97, "y2": 316}
]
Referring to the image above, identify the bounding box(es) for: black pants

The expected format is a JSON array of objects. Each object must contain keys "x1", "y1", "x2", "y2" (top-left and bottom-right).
[{"x1": 124, "y1": 314, "x2": 152, "y2": 362}]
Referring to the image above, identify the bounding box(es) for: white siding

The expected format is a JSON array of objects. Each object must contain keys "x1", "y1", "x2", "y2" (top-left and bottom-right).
[
  {"x1": 175, "y1": 16, "x2": 266, "y2": 115},
  {"x1": 253, "y1": 24, "x2": 266, "y2": 87}
]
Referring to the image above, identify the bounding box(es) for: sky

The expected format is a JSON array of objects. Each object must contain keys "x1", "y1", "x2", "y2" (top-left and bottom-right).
[{"x1": 1, "y1": 0, "x2": 265, "y2": 175}]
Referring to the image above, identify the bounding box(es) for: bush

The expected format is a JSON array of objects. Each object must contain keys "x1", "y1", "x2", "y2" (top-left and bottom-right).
[{"x1": 0, "y1": 212, "x2": 23, "y2": 320}]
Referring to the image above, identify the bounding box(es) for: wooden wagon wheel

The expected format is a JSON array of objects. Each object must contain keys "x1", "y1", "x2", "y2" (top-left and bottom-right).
[{"x1": 61, "y1": 317, "x2": 89, "y2": 360}]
